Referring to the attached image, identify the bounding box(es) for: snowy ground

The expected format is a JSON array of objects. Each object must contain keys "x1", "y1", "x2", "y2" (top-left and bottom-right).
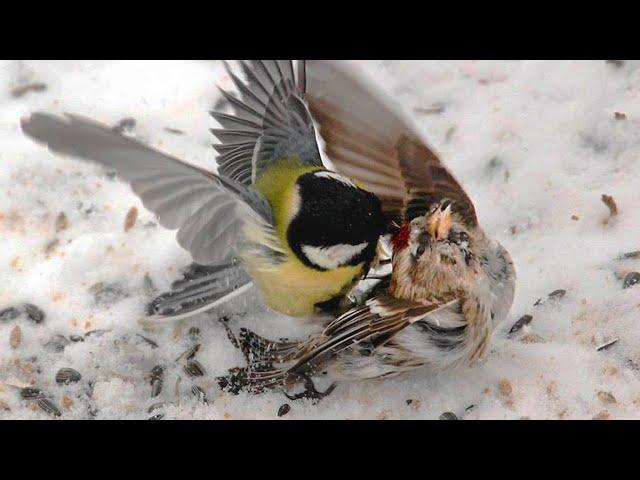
[{"x1": 1, "y1": 60, "x2": 640, "y2": 420}]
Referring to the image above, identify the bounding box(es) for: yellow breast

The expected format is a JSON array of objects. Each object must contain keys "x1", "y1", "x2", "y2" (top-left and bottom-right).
[{"x1": 241, "y1": 158, "x2": 365, "y2": 317}]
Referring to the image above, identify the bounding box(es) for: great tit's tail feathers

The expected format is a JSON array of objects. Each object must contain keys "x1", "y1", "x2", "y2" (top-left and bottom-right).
[
  {"x1": 145, "y1": 261, "x2": 253, "y2": 322},
  {"x1": 211, "y1": 60, "x2": 322, "y2": 185}
]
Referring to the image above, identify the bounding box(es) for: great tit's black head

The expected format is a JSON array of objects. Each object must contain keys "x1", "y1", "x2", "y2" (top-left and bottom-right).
[{"x1": 287, "y1": 171, "x2": 385, "y2": 271}]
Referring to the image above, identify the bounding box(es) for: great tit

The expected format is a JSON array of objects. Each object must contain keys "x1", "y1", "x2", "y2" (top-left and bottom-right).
[{"x1": 20, "y1": 60, "x2": 386, "y2": 321}]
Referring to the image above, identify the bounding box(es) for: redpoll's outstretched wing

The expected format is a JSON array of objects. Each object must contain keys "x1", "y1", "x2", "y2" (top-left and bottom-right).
[
  {"x1": 304, "y1": 61, "x2": 478, "y2": 228},
  {"x1": 248, "y1": 294, "x2": 456, "y2": 388},
  {"x1": 21, "y1": 113, "x2": 282, "y2": 266}
]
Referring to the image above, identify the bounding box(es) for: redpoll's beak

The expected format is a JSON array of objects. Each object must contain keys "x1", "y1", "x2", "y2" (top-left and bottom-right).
[{"x1": 425, "y1": 202, "x2": 452, "y2": 241}]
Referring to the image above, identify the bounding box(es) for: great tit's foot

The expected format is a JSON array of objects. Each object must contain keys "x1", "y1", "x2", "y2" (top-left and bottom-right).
[{"x1": 284, "y1": 374, "x2": 336, "y2": 404}]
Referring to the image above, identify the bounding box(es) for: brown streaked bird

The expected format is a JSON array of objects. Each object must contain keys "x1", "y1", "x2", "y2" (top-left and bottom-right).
[{"x1": 217, "y1": 61, "x2": 516, "y2": 399}]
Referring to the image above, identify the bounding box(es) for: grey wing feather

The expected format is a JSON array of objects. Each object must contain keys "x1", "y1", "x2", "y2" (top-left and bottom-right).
[
  {"x1": 21, "y1": 112, "x2": 277, "y2": 265},
  {"x1": 211, "y1": 60, "x2": 322, "y2": 184}
]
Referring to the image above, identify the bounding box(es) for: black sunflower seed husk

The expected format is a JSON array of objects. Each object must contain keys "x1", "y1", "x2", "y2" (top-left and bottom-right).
[
  {"x1": 37, "y1": 398, "x2": 62, "y2": 417},
  {"x1": 277, "y1": 403, "x2": 291, "y2": 417},
  {"x1": 147, "y1": 402, "x2": 166, "y2": 414},
  {"x1": 183, "y1": 360, "x2": 206, "y2": 378},
  {"x1": 24, "y1": 304, "x2": 45, "y2": 323},
  {"x1": 191, "y1": 385, "x2": 209, "y2": 404},
  {"x1": 188, "y1": 327, "x2": 201, "y2": 342},
  {"x1": 136, "y1": 334, "x2": 159, "y2": 349},
  {"x1": 150, "y1": 365, "x2": 164, "y2": 397},
  {"x1": 175, "y1": 344, "x2": 201, "y2": 362},
  {"x1": 45, "y1": 335, "x2": 71, "y2": 353},
  {"x1": 509, "y1": 314, "x2": 533, "y2": 334},
  {"x1": 623, "y1": 272, "x2": 640, "y2": 289},
  {"x1": 439, "y1": 412, "x2": 458, "y2": 420},
  {"x1": 0, "y1": 306, "x2": 21, "y2": 322},
  {"x1": 597, "y1": 338, "x2": 619, "y2": 351},
  {"x1": 55, "y1": 368, "x2": 82, "y2": 385},
  {"x1": 21, "y1": 387, "x2": 44, "y2": 399}
]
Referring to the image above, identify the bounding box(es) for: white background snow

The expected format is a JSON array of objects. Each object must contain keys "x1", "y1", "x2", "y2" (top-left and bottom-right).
[{"x1": 1, "y1": 60, "x2": 640, "y2": 419}]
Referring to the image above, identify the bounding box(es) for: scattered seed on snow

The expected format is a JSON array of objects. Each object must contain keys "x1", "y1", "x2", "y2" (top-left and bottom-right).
[
  {"x1": 191, "y1": 385, "x2": 209, "y2": 404},
  {"x1": 124, "y1": 206, "x2": 138, "y2": 232},
  {"x1": 597, "y1": 391, "x2": 617, "y2": 404},
  {"x1": 23, "y1": 304, "x2": 45, "y2": 324},
  {"x1": 9, "y1": 325, "x2": 21, "y2": 349},
  {"x1": 277, "y1": 404, "x2": 291, "y2": 417},
  {"x1": 509, "y1": 314, "x2": 533, "y2": 334},
  {"x1": 439, "y1": 412, "x2": 458, "y2": 420},
  {"x1": 597, "y1": 338, "x2": 619, "y2": 351},
  {"x1": 55, "y1": 368, "x2": 82, "y2": 385},
  {"x1": 37, "y1": 398, "x2": 62, "y2": 417},
  {"x1": 183, "y1": 360, "x2": 206, "y2": 378},
  {"x1": 20, "y1": 387, "x2": 43, "y2": 399},
  {"x1": 623, "y1": 272, "x2": 640, "y2": 289},
  {"x1": 0, "y1": 306, "x2": 21, "y2": 322}
]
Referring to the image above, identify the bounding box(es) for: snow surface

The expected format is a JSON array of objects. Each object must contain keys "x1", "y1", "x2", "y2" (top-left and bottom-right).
[{"x1": 1, "y1": 60, "x2": 640, "y2": 420}]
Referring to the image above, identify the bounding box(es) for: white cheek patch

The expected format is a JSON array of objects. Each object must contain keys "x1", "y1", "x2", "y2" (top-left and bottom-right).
[
  {"x1": 313, "y1": 171, "x2": 356, "y2": 187},
  {"x1": 301, "y1": 242, "x2": 368, "y2": 270}
]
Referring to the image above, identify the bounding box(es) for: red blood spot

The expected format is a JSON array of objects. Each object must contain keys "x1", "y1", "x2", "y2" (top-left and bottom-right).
[{"x1": 391, "y1": 224, "x2": 410, "y2": 251}]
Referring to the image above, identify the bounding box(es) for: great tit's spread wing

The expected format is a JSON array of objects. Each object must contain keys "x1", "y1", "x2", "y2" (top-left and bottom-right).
[
  {"x1": 304, "y1": 60, "x2": 478, "y2": 229},
  {"x1": 21, "y1": 113, "x2": 279, "y2": 265},
  {"x1": 211, "y1": 60, "x2": 322, "y2": 185}
]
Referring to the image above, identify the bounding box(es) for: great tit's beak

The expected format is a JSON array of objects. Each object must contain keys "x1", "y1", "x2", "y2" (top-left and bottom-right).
[{"x1": 425, "y1": 202, "x2": 452, "y2": 241}]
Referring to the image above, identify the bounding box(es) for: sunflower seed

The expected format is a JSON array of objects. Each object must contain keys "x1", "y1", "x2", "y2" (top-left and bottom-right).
[
  {"x1": 150, "y1": 365, "x2": 164, "y2": 397},
  {"x1": 89, "y1": 282, "x2": 129, "y2": 307},
  {"x1": 84, "y1": 329, "x2": 106, "y2": 338},
  {"x1": 54, "y1": 212, "x2": 68, "y2": 232},
  {"x1": 55, "y1": 368, "x2": 82, "y2": 385},
  {"x1": 0, "y1": 306, "x2": 21, "y2": 322},
  {"x1": 188, "y1": 327, "x2": 201, "y2": 342},
  {"x1": 597, "y1": 338, "x2": 619, "y2": 351},
  {"x1": 191, "y1": 385, "x2": 209, "y2": 404},
  {"x1": 124, "y1": 206, "x2": 138, "y2": 232},
  {"x1": 618, "y1": 251, "x2": 640, "y2": 260},
  {"x1": 597, "y1": 391, "x2": 617, "y2": 404},
  {"x1": 534, "y1": 289, "x2": 566, "y2": 306},
  {"x1": 20, "y1": 387, "x2": 43, "y2": 399},
  {"x1": 183, "y1": 360, "x2": 206, "y2": 378},
  {"x1": 623, "y1": 272, "x2": 640, "y2": 289},
  {"x1": 509, "y1": 314, "x2": 533, "y2": 334},
  {"x1": 45, "y1": 335, "x2": 71, "y2": 353},
  {"x1": 112, "y1": 117, "x2": 136, "y2": 133},
  {"x1": 147, "y1": 402, "x2": 166, "y2": 414},
  {"x1": 277, "y1": 403, "x2": 291, "y2": 417},
  {"x1": 37, "y1": 398, "x2": 61, "y2": 417},
  {"x1": 11, "y1": 82, "x2": 47, "y2": 98},
  {"x1": 439, "y1": 412, "x2": 458, "y2": 420},
  {"x1": 175, "y1": 344, "x2": 201, "y2": 362},
  {"x1": 136, "y1": 334, "x2": 158, "y2": 349},
  {"x1": 69, "y1": 335, "x2": 85, "y2": 343},
  {"x1": 10, "y1": 325, "x2": 21, "y2": 349},
  {"x1": 24, "y1": 304, "x2": 45, "y2": 323}
]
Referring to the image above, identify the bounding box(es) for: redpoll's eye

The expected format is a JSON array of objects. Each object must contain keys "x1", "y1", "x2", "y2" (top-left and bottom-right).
[{"x1": 416, "y1": 245, "x2": 425, "y2": 257}]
